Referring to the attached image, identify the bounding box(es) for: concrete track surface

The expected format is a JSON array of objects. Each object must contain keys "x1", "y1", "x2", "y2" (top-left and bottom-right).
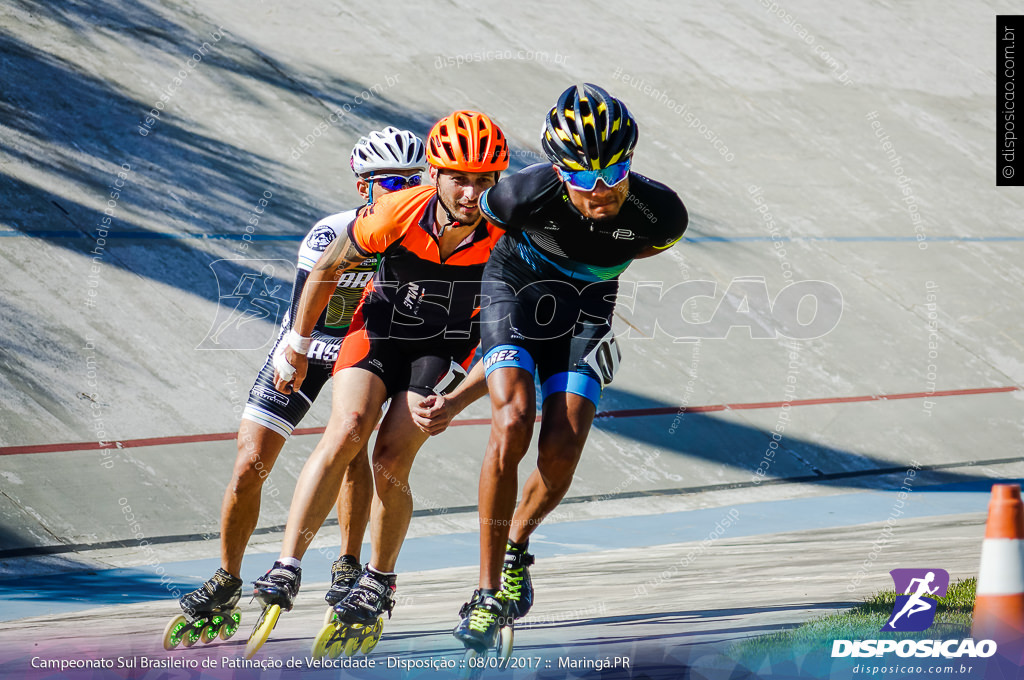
[{"x1": 1, "y1": 1, "x2": 1022, "y2": 678}]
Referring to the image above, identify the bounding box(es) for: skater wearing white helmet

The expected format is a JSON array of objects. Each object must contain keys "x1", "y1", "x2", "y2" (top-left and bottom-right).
[{"x1": 164, "y1": 126, "x2": 432, "y2": 651}]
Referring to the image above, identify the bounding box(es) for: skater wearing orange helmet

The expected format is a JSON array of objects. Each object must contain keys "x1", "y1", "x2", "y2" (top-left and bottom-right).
[{"x1": 245, "y1": 111, "x2": 509, "y2": 657}]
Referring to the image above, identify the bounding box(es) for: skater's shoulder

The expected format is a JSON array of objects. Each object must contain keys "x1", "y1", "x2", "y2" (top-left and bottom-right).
[{"x1": 483, "y1": 164, "x2": 562, "y2": 227}]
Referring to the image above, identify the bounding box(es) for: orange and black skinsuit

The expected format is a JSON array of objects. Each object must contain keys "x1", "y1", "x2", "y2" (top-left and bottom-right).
[{"x1": 334, "y1": 184, "x2": 503, "y2": 397}]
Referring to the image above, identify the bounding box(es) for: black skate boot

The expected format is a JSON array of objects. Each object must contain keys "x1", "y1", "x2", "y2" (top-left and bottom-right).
[
  {"x1": 252, "y1": 561, "x2": 301, "y2": 611},
  {"x1": 313, "y1": 567, "x2": 394, "y2": 657},
  {"x1": 180, "y1": 567, "x2": 243, "y2": 620},
  {"x1": 245, "y1": 562, "x2": 301, "y2": 658},
  {"x1": 453, "y1": 590, "x2": 511, "y2": 653},
  {"x1": 163, "y1": 568, "x2": 243, "y2": 650},
  {"x1": 334, "y1": 567, "x2": 396, "y2": 625},
  {"x1": 325, "y1": 554, "x2": 362, "y2": 606},
  {"x1": 501, "y1": 541, "x2": 535, "y2": 619}
]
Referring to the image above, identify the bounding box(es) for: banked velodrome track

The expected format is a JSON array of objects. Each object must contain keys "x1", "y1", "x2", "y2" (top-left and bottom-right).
[{"x1": 0, "y1": 2, "x2": 1022, "y2": 678}]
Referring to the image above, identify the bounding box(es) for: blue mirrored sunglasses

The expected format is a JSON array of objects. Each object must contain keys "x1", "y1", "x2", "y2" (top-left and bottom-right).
[
  {"x1": 557, "y1": 161, "x2": 631, "y2": 191},
  {"x1": 370, "y1": 174, "x2": 422, "y2": 191}
]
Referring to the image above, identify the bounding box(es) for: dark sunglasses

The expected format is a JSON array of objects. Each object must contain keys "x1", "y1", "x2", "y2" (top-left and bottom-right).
[{"x1": 369, "y1": 174, "x2": 423, "y2": 191}]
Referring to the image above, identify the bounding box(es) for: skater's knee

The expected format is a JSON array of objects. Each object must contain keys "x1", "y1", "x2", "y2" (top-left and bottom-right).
[
  {"x1": 317, "y1": 412, "x2": 373, "y2": 463},
  {"x1": 330, "y1": 410, "x2": 376, "y2": 450},
  {"x1": 371, "y1": 441, "x2": 413, "y2": 488},
  {"x1": 491, "y1": 401, "x2": 534, "y2": 445},
  {"x1": 538, "y1": 426, "x2": 586, "y2": 461},
  {"x1": 230, "y1": 458, "x2": 272, "y2": 497},
  {"x1": 538, "y1": 468, "x2": 573, "y2": 496},
  {"x1": 536, "y1": 450, "x2": 579, "y2": 493}
]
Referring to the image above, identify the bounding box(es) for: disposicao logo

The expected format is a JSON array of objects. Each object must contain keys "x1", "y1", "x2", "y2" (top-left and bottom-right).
[
  {"x1": 882, "y1": 568, "x2": 949, "y2": 632},
  {"x1": 831, "y1": 568, "x2": 997, "y2": 659}
]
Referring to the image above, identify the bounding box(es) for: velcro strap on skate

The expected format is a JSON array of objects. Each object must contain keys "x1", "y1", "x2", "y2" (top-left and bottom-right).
[
  {"x1": 359, "y1": 575, "x2": 386, "y2": 595},
  {"x1": 504, "y1": 551, "x2": 535, "y2": 567}
]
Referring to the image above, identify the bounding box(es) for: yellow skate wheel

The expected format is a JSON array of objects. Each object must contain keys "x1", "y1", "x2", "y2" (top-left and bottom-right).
[
  {"x1": 321, "y1": 620, "x2": 347, "y2": 659},
  {"x1": 311, "y1": 622, "x2": 336, "y2": 658},
  {"x1": 162, "y1": 615, "x2": 188, "y2": 650},
  {"x1": 244, "y1": 604, "x2": 281, "y2": 659},
  {"x1": 343, "y1": 632, "x2": 361, "y2": 657},
  {"x1": 360, "y1": 619, "x2": 383, "y2": 654},
  {"x1": 219, "y1": 608, "x2": 242, "y2": 641},
  {"x1": 323, "y1": 606, "x2": 337, "y2": 628}
]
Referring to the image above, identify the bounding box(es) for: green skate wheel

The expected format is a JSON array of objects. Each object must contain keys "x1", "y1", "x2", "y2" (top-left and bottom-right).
[
  {"x1": 180, "y1": 623, "x2": 201, "y2": 648},
  {"x1": 162, "y1": 615, "x2": 188, "y2": 650},
  {"x1": 244, "y1": 604, "x2": 281, "y2": 659},
  {"x1": 219, "y1": 608, "x2": 242, "y2": 641},
  {"x1": 200, "y1": 623, "x2": 219, "y2": 644}
]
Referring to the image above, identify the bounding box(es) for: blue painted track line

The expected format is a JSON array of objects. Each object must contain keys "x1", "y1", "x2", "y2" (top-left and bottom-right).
[{"x1": 0, "y1": 478, "x2": 1002, "y2": 623}]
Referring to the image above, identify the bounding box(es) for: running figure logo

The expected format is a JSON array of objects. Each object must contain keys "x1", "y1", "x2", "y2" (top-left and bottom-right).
[
  {"x1": 881, "y1": 568, "x2": 950, "y2": 632},
  {"x1": 197, "y1": 259, "x2": 293, "y2": 350}
]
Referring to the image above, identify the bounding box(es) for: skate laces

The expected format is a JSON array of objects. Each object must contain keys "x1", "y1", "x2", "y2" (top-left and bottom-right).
[
  {"x1": 502, "y1": 549, "x2": 533, "y2": 601},
  {"x1": 502, "y1": 570, "x2": 524, "y2": 600},
  {"x1": 468, "y1": 604, "x2": 497, "y2": 633}
]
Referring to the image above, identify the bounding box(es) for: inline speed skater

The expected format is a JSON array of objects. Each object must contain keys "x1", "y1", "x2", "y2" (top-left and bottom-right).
[
  {"x1": 162, "y1": 127, "x2": 427, "y2": 654},
  {"x1": 453, "y1": 83, "x2": 688, "y2": 656},
  {"x1": 266, "y1": 111, "x2": 505, "y2": 659}
]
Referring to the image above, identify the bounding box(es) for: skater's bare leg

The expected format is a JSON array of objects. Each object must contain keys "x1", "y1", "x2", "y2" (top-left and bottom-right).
[
  {"x1": 337, "y1": 443, "x2": 373, "y2": 559},
  {"x1": 366, "y1": 391, "x2": 432, "y2": 572},
  {"x1": 220, "y1": 419, "x2": 286, "y2": 577},
  {"x1": 279, "y1": 369, "x2": 386, "y2": 561},
  {"x1": 509, "y1": 393, "x2": 595, "y2": 545},
  {"x1": 477, "y1": 367, "x2": 536, "y2": 590}
]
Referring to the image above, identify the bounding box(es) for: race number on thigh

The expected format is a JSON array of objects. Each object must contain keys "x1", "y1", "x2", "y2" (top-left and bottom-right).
[
  {"x1": 433, "y1": 361, "x2": 468, "y2": 396},
  {"x1": 581, "y1": 329, "x2": 621, "y2": 387}
]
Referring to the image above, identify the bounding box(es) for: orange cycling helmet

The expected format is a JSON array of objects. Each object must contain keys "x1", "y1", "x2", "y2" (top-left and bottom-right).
[{"x1": 426, "y1": 111, "x2": 510, "y2": 173}]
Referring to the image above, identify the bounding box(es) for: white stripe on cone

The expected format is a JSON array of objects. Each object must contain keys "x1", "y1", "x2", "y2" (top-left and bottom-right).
[{"x1": 977, "y1": 538, "x2": 1024, "y2": 595}]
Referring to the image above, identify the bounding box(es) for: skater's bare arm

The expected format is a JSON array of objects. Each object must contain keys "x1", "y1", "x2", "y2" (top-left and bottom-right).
[
  {"x1": 411, "y1": 362, "x2": 489, "y2": 435},
  {"x1": 298, "y1": 232, "x2": 366, "y2": 333},
  {"x1": 274, "y1": 232, "x2": 366, "y2": 392}
]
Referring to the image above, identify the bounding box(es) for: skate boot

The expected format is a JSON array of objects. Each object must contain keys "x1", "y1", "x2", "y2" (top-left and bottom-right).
[
  {"x1": 244, "y1": 562, "x2": 301, "y2": 658},
  {"x1": 501, "y1": 541, "x2": 535, "y2": 619},
  {"x1": 163, "y1": 568, "x2": 243, "y2": 650},
  {"x1": 312, "y1": 567, "x2": 394, "y2": 658},
  {"x1": 323, "y1": 555, "x2": 362, "y2": 626},
  {"x1": 453, "y1": 590, "x2": 513, "y2": 657}
]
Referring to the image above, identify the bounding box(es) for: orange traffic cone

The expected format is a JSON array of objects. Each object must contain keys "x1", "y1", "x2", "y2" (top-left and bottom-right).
[{"x1": 972, "y1": 484, "x2": 1024, "y2": 653}]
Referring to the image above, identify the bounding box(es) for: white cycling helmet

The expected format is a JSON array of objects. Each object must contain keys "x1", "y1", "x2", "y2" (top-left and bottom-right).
[{"x1": 350, "y1": 126, "x2": 426, "y2": 176}]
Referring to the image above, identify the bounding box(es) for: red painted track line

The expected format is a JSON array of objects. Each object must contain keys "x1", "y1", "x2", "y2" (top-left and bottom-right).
[{"x1": 0, "y1": 385, "x2": 1017, "y2": 457}]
